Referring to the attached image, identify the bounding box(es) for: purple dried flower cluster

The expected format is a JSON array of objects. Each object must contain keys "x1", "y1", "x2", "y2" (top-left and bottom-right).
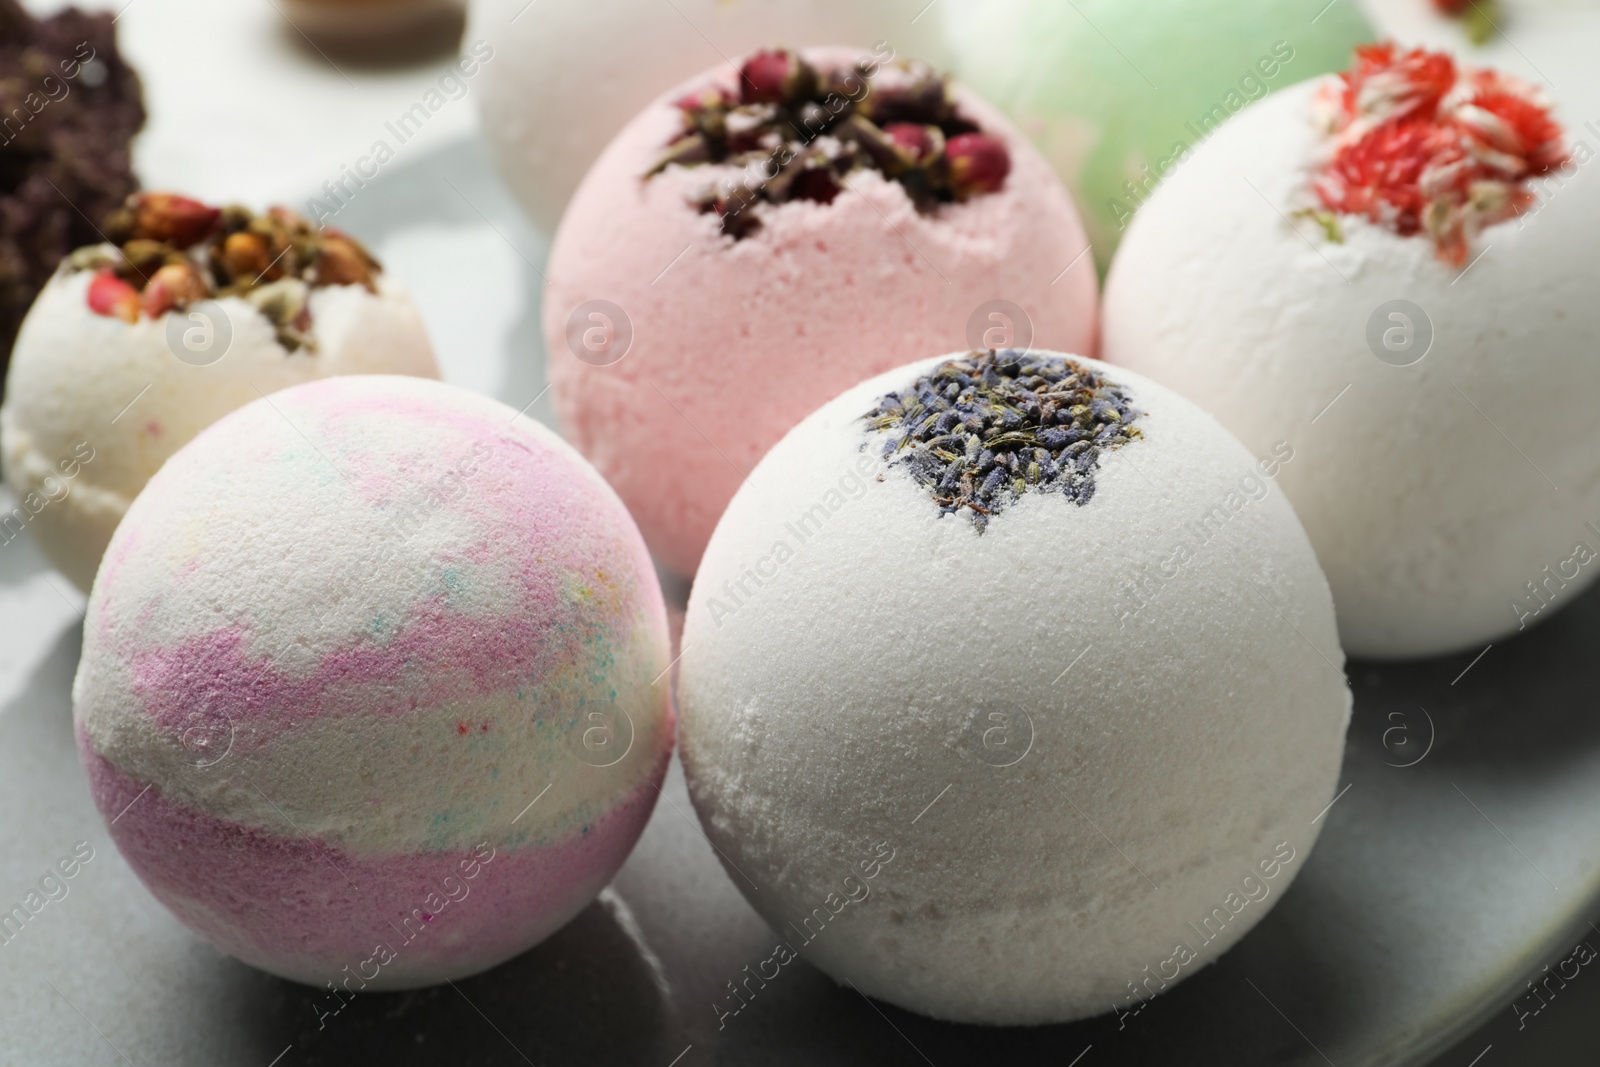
[{"x1": 863, "y1": 349, "x2": 1143, "y2": 532}]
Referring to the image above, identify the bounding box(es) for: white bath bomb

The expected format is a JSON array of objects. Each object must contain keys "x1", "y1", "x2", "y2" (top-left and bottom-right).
[
  {"x1": 467, "y1": 0, "x2": 949, "y2": 233},
  {"x1": 678, "y1": 349, "x2": 1350, "y2": 1025},
  {"x1": 1102, "y1": 68, "x2": 1600, "y2": 659},
  {"x1": 2, "y1": 255, "x2": 437, "y2": 592}
]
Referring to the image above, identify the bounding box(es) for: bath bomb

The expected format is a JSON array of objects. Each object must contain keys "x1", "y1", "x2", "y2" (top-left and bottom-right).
[
  {"x1": 282, "y1": 0, "x2": 464, "y2": 46},
  {"x1": 950, "y1": 0, "x2": 1375, "y2": 272},
  {"x1": 468, "y1": 0, "x2": 948, "y2": 233},
  {"x1": 678, "y1": 348, "x2": 1349, "y2": 1025},
  {"x1": 74, "y1": 375, "x2": 672, "y2": 989},
  {"x1": 1362, "y1": 0, "x2": 1600, "y2": 50},
  {"x1": 1, "y1": 195, "x2": 438, "y2": 592},
  {"x1": 545, "y1": 47, "x2": 1098, "y2": 576},
  {"x1": 1103, "y1": 46, "x2": 1598, "y2": 659}
]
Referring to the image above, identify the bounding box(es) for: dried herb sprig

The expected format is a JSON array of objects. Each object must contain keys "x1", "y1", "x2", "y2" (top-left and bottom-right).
[
  {"x1": 647, "y1": 49, "x2": 1012, "y2": 240},
  {"x1": 862, "y1": 349, "x2": 1144, "y2": 532}
]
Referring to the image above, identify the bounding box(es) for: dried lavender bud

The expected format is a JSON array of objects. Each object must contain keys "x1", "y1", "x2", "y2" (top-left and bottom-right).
[
  {"x1": 858, "y1": 61, "x2": 956, "y2": 127},
  {"x1": 862, "y1": 349, "x2": 1144, "y2": 530}
]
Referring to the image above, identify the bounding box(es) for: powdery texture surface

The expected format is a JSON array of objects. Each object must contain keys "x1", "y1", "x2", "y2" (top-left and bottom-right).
[
  {"x1": 74, "y1": 375, "x2": 673, "y2": 988},
  {"x1": 544, "y1": 47, "x2": 1099, "y2": 577},
  {"x1": 677, "y1": 352, "x2": 1350, "y2": 1025},
  {"x1": 471, "y1": 0, "x2": 949, "y2": 233},
  {"x1": 1102, "y1": 78, "x2": 1600, "y2": 659},
  {"x1": 1, "y1": 267, "x2": 439, "y2": 591}
]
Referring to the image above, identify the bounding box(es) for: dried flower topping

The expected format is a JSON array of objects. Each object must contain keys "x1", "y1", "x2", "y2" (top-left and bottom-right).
[
  {"x1": 1311, "y1": 44, "x2": 1568, "y2": 265},
  {"x1": 646, "y1": 48, "x2": 1012, "y2": 240},
  {"x1": 72, "y1": 193, "x2": 384, "y2": 352},
  {"x1": 1431, "y1": 0, "x2": 1501, "y2": 45},
  {"x1": 86, "y1": 271, "x2": 139, "y2": 324},
  {"x1": 862, "y1": 349, "x2": 1143, "y2": 533}
]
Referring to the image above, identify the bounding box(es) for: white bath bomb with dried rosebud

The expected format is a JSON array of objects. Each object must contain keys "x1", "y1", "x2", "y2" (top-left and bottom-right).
[
  {"x1": 678, "y1": 349, "x2": 1350, "y2": 1025},
  {"x1": 1103, "y1": 50, "x2": 1600, "y2": 659},
  {"x1": 468, "y1": 0, "x2": 949, "y2": 233},
  {"x1": 0, "y1": 195, "x2": 438, "y2": 592}
]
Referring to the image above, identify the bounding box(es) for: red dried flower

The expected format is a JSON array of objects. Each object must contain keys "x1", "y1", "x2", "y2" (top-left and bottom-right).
[
  {"x1": 87, "y1": 270, "x2": 140, "y2": 322},
  {"x1": 946, "y1": 133, "x2": 1011, "y2": 198},
  {"x1": 1312, "y1": 44, "x2": 1567, "y2": 265}
]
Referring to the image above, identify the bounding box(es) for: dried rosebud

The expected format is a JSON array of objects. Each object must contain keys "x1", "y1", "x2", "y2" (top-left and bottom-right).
[
  {"x1": 859, "y1": 64, "x2": 950, "y2": 126},
  {"x1": 789, "y1": 168, "x2": 841, "y2": 204},
  {"x1": 884, "y1": 122, "x2": 945, "y2": 168},
  {"x1": 675, "y1": 86, "x2": 735, "y2": 113},
  {"x1": 130, "y1": 193, "x2": 221, "y2": 249},
  {"x1": 315, "y1": 235, "x2": 375, "y2": 290},
  {"x1": 739, "y1": 49, "x2": 816, "y2": 105},
  {"x1": 101, "y1": 207, "x2": 136, "y2": 246},
  {"x1": 268, "y1": 205, "x2": 312, "y2": 231},
  {"x1": 946, "y1": 133, "x2": 1011, "y2": 197},
  {"x1": 119, "y1": 239, "x2": 172, "y2": 282},
  {"x1": 834, "y1": 114, "x2": 902, "y2": 173},
  {"x1": 819, "y1": 62, "x2": 877, "y2": 105},
  {"x1": 648, "y1": 50, "x2": 1009, "y2": 238},
  {"x1": 250, "y1": 220, "x2": 299, "y2": 282},
  {"x1": 246, "y1": 278, "x2": 309, "y2": 327},
  {"x1": 245, "y1": 278, "x2": 316, "y2": 352},
  {"x1": 221, "y1": 231, "x2": 272, "y2": 282},
  {"x1": 219, "y1": 205, "x2": 255, "y2": 233},
  {"x1": 675, "y1": 86, "x2": 735, "y2": 144},
  {"x1": 87, "y1": 270, "x2": 140, "y2": 323},
  {"x1": 140, "y1": 262, "x2": 209, "y2": 318}
]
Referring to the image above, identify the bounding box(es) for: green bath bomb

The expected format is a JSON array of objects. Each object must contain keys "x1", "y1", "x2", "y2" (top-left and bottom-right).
[{"x1": 950, "y1": 0, "x2": 1375, "y2": 271}]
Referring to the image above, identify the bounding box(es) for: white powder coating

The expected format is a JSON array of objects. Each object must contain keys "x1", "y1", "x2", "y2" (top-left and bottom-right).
[
  {"x1": 467, "y1": 0, "x2": 949, "y2": 233},
  {"x1": 1102, "y1": 78, "x2": 1600, "y2": 660},
  {"x1": 1, "y1": 264, "x2": 439, "y2": 592},
  {"x1": 677, "y1": 351, "x2": 1351, "y2": 1025}
]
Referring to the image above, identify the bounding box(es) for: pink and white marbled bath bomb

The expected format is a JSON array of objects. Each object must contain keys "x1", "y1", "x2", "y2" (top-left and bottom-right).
[
  {"x1": 544, "y1": 46, "x2": 1098, "y2": 576},
  {"x1": 73, "y1": 375, "x2": 672, "y2": 989}
]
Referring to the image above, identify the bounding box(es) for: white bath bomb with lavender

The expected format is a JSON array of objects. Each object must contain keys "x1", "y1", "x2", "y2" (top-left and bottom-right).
[{"x1": 677, "y1": 348, "x2": 1351, "y2": 1025}]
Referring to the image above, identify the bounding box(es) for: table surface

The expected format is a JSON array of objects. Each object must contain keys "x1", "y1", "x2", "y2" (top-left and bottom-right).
[{"x1": 8, "y1": 1, "x2": 1600, "y2": 1064}]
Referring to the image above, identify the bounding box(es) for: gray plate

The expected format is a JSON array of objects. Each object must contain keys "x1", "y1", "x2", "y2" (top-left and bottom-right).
[{"x1": 1, "y1": 134, "x2": 1594, "y2": 1067}]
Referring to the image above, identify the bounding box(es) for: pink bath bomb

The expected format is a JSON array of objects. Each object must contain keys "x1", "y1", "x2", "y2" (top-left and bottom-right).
[
  {"x1": 74, "y1": 375, "x2": 672, "y2": 989},
  {"x1": 544, "y1": 46, "x2": 1098, "y2": 576}
]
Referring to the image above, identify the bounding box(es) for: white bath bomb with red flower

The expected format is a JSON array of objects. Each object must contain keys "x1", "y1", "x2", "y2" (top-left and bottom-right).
[
  {"x1": 544, "y1": 46, "x2": 1098, "y2": 576},
  {"x1": 468, "y1": 0, "x2": 949, "y2": 234},
  {"x1": 0, "y1": 193, "x2": 438, "y2": 592},
  {"x1": 1104, "y1": 45, "x2": 1600, "y2": 659}
]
